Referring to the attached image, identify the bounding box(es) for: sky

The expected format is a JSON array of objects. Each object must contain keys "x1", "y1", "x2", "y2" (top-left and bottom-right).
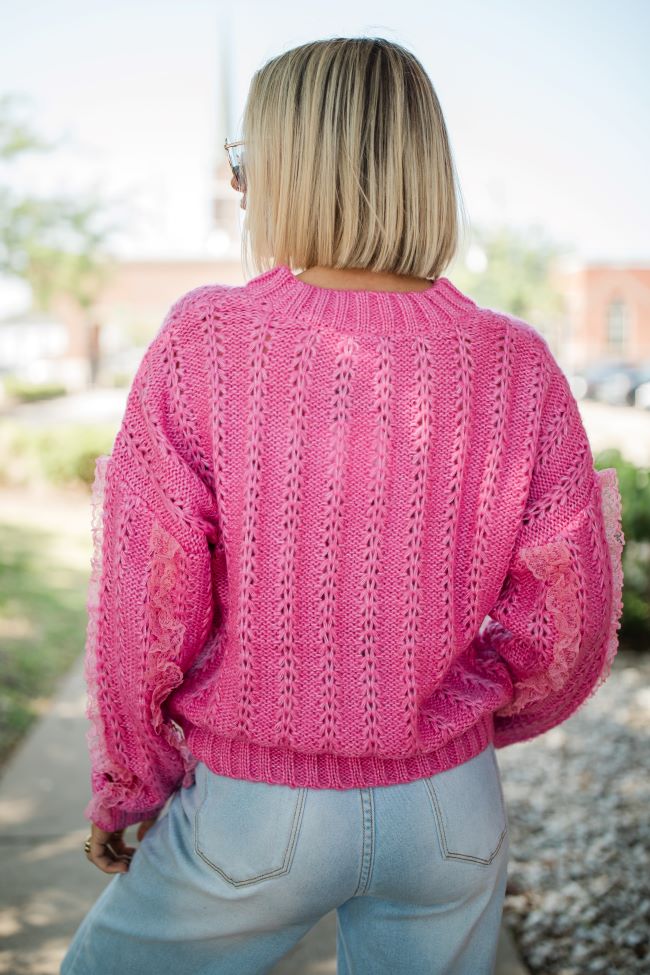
[{"x1": 1, "y1": 0, "x2": 648, "y2": 312}]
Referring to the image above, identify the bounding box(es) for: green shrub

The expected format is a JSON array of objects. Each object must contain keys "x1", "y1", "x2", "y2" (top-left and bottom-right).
[
  {"x1": 108, "y1": 371, "x2": 133, "y2": 388},
  {"x1": 594, "y1": 448, "x2": 650, "y2": 653},
  {"x1": 0, "y1": 421, "x2": 117, "y2": 488},
  {"x1": 3, "y1": 377, "x2": 67, "y2": 402}
]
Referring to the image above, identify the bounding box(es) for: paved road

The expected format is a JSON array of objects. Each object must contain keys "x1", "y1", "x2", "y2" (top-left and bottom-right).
[{"x1": 0, "y1": 655, "x2": 527, "y2": 974}]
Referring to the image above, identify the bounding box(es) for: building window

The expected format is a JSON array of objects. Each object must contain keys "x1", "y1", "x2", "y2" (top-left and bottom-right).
[{"x1": 605, "y1": 298, "x2": 629, "y2": 355}]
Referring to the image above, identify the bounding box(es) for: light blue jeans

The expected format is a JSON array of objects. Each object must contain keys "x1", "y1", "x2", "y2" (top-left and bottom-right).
[{"x1": 60, "y1": 741, "x2": 509, "y2": 975}]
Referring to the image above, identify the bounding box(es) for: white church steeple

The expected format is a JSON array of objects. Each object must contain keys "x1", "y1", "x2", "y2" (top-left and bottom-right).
[{"x1": 207, "y1": 14, "x2": 242, "y2": 257}]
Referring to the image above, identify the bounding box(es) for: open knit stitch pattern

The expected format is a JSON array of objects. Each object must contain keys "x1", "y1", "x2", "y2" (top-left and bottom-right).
[{"x1": 82, "y1": 265, "x2": 625, "y2": 832}]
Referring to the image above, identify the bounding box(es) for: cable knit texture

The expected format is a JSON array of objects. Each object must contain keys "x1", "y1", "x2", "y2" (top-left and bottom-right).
[{"x1": 83, "y1": 265, "x2": 625, "y2": 831}]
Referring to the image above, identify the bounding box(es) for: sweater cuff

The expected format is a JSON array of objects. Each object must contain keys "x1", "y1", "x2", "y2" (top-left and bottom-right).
[{"x1": 84, "y1": 794, "x2": 165, "y2": 833}]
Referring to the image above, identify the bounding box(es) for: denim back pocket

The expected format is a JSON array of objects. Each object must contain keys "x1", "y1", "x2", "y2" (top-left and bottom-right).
[
  {"x1": 193, "y1": 761, "x2": 307, "y2": 887},
  {"x1": 422, "y1": 744, "x2": 508, "y2": 866}
]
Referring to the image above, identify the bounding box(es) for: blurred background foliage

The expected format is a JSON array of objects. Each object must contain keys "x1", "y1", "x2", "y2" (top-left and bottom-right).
[{"x1": 0, "y1": 92, "x2": 121, "y2": 315}]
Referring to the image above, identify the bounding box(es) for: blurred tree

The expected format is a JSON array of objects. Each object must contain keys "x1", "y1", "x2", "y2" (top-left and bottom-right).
[
  {"x1": 0, "y1": 93, "x2": 126, "y2": 386},
  {"x1": 450, "y1": 222, "x2": 576, "y2": 356}
]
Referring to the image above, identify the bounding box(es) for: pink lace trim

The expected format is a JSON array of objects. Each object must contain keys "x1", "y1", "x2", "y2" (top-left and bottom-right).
[
  {"x1": 586, "y1": 467, "x2": 625, "y2": 697},
  {"x1": 85, "y1": 456, "x2": 112, "y2": 785},
  {"x1": 84, "y1": 454, "x2": 146, "y2": 815},
  {"x1": 495, "y1": 466, "x2": 625, "y2": 719},
  {"x1": 145, "y1": 519, "x2": 198, "y2": 786},
  {"x1": 84, "y1": 457, "x2": 198, "y2": 825},
  {"x1": 496, "y1": 532, "x2": 582, "y2": 717}
]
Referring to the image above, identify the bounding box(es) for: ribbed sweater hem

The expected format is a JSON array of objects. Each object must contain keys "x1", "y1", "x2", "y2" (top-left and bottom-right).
[{"x1": 185, "y1": 713, "x2": 494, "y2": 791}]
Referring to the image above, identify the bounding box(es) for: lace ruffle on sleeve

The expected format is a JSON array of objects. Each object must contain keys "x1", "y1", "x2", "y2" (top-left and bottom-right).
[{"x1": 476, "y1": 466, "x2": 624, "y2": 748}]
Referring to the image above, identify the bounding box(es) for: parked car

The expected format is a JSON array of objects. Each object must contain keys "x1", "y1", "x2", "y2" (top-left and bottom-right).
[
  {"x1": 628, "y1": 361, "x2": 650, "y2": 410},
  {"x1": 569, "y1": 360, "x2": 642, "y2": 405}
]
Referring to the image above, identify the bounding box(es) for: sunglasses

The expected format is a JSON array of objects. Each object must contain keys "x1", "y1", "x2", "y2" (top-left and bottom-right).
[{"x1": 224, "y1": 138, "x2": 246, "y2": 191}]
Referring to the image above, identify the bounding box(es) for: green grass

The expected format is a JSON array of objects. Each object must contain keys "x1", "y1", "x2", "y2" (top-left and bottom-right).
[{"x1": 0, "y1": 517, "x2": 91, "y2": 767}]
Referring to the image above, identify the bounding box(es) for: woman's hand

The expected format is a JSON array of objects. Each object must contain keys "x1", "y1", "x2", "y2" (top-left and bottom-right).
[{"x1": 86, "y1": 817, "x2": 158, "y2": 873}]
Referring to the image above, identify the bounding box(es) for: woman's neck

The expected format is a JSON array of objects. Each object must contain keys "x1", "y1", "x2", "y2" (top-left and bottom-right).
[{"x1": 294, "y1": 265, "x2": 434, "y2": 293}]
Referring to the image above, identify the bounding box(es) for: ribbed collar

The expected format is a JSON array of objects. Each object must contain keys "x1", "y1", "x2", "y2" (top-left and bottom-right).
[{"x1": 245, "y1": 264, "x2": 477, "y2": 335}]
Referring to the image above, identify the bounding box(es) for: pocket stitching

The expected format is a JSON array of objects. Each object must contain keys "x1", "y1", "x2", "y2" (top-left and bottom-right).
[
  {"x1": 193, "y1": 769, "x2": 307, "y2": 887},
  {"x1": 422, "y1": 754, "x2": 508, "y2": 866}
]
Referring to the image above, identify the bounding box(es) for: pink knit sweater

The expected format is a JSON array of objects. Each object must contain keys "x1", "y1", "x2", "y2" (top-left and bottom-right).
[{"x1": 84, "y1": 265, "x2": 625, "y2": 832}]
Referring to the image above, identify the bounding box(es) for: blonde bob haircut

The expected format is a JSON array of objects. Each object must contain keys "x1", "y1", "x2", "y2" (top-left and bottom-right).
[{"x1": 240, "y1": 36, "x2": 468, "y2": 281}]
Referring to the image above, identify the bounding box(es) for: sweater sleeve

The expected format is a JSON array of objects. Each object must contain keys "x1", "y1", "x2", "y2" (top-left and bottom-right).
[
  {"x1": 83, "y1": 292, "x2": 221, "y2": 832},
  {"x1": 476, "y1": 346, "x2": 625, "y2": 748}
]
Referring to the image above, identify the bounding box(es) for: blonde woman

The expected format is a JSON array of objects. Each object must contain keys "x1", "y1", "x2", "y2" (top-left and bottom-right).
[{"x1": 61, "y1": 37, "x2": 624, "y2": 975}]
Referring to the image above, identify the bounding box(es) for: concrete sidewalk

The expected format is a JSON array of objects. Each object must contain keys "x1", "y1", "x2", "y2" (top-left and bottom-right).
[{"x1": 0, "y1": 654, "x2": 528, "y2": 975}]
